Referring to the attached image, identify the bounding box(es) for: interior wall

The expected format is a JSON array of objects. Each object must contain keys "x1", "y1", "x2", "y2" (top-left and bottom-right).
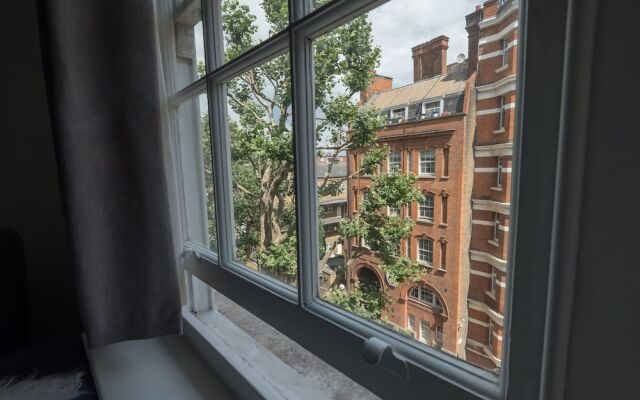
[
  {"x1": 0, "y1": 0, "x2": 80, "y2": 346},
  {"x1": 563, "y1": 1, "x2": 640, "y2": 398}
]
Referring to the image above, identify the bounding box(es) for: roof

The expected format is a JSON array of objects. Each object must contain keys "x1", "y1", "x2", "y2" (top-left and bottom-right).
[
  {"x1": 366, "y1": 68, "x2": 468, "y2": 111},
  {"x1": 316, "y1": 156, "x2": 347, "y2": 178}
]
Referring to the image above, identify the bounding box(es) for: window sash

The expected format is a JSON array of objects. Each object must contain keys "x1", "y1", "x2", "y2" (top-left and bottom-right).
[
  {"x1": 420, "y1": 150, "x2": 436, "y2": 174},
  {"x1": 160, "y1": 0, "x2": 576, "y2": 398},
  {"x1": 419, "y1": 196, "x2": 434, "y2": 220}
]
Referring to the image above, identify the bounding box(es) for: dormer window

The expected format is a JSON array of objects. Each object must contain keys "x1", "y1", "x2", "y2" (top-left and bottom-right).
[
  {"x1": 421, "y1": 101, "x2": 441, "y2": 119},
  {"x1": 389, "y1": 107, "x2": 406, "y2": 123}
]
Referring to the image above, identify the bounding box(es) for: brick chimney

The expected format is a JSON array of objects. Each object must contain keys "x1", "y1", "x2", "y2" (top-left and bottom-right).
[
  {"x1": 360, "y1": 71, "x2": 393, "y2": 104},
  {"x1": 465, "y1": 5, "x2": 483, "y2": 77},
  {"x1": 412, "y1": 35, "x2": 449, "y2": 82}
]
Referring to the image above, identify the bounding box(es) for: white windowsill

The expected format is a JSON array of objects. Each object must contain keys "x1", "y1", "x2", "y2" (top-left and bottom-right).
[
  {"x1": 493, "y1": 128, "x2": 506, "y2": 134},
  {"x1": 495, "y1": 64, "x2": 509, "y2": 73},
  {"x1": 417, "y1": 218, "x2": 434, "y2": 225},
  {"x1": 490, "y1": 186, "x2": 502, "y2": 191},
  {"x1": 488, "y1": 239, "x2": 500, "y2": 247},
  {"x1": 418, "y1": 173, "x2": 436, "y2": 179},
  {"x1": 85, "y1": 307, "x2": 330, "y2": 400}
]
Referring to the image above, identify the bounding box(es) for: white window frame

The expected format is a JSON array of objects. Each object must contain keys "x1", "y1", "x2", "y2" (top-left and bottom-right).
[
  {"x1": 158, "y1": 0, "x2": 581, "y2": 399},
  {"x1": 407, "y1": 151, "x2": 413, "y2": 175},
  {"x1": 419, "y1": 149, "x2": 436, "y2": 175},
  {"x1": 388, "y1": 150, "x2": 401, "y2": 172},
  {"x1": 498, "y1": 95, "x2": 506, "y2": 129},
  {"x1": 417, "y1": 238, "x2": 433, "y2": 266},
  {"x1": 409, "y1": 286, "x2": 442, "y2": 309},
  {"x1": 419, "y1": 195, "x2": 435, "y2": 221},
  {"x1": 493, "y1": 212, "x2": 500, "y2": 242},
  {"x1": 420, "y1": 320, "x2": 430, "y2": 343},
  {"x1": 497, "y1": 156, "x2": 504, "y2": 187},
  {"x1": 408, "y1": 314, "x2": 416, "y2": 333},
  {"x1": 501, "y1": 38, "x2": 509, "y2": 66}
]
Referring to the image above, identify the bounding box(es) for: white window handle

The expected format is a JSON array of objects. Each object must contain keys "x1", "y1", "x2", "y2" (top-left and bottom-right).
[{"x1": 363, "y1": 337, "x2": 410, "y2": 380}]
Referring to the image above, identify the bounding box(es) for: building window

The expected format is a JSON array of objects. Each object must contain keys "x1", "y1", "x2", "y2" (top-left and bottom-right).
[
  {"x1": 440, "y1": 241, "x2": 446, "y2": 270},
  {"x1": 420, "y1": 149, "x2": 436, "y2": 175},
  {"x1": 443, "y1": 147, "x2": 449, "y2": 177},
  {"x1": 441, "y1": 195, "x2": 448, "y2": 225},
  {"x1": 407, "y1": 314, "x2": 416, "y2": 333},
  {"x1": 409, "y1": 286, "x2": 442, "y2": 309},
  {"x1": 493, "y1": 212, "x2": 500, "y2": 242},
  {"x1": 491, "y1": 268, "x2": 497, "y2": 295},
  {"x1": 435, "y1": 326, "x2": 444, "y2": 348},
  {"x1": 406, "y1": 236, "x2": 412, "y2": 258},
  {"x1": 501, "y1": 38, "x2": 509, "y2": 66},
  {"x1": 389, "y1": 151, "x2": 401, "y2": 172},
  {"x1": 407, "y1": 151, "x2": 413, "y2": 175},
  {"x1": 488, "y1": 321, "x2": 494, "y2": 350},
  {"x1": 390, "y1": 107, "x2": 406, "y2": 123},
  {"x1": 419, "y1": 195, "x2": 434, "y2": 221},
  {"x1": 388, "y1": 206, "x2": 400, "y2": 217},
  {"x1": 418, "y1": 238, "x2": 433, "y2": 265},
  {"x1": 419, "y1": 320, "x2": 430, "y2": 343},
  {"x1": 498, "y1": 96, "x2": 506, "y2": 129},
  {"x1": 496, "y1": 156, "x2": 503, "y2": 187},
  {"x1": 422, "y1": 101, "x2": 441, "y2": 119}
]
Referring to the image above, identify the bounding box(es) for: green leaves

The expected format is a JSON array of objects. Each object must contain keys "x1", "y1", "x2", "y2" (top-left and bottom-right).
[
  {"x1": 325, "y1": 284, "x2": 390, "y2": 320},
  {"x1": 257, "y1": 236, "x2": 297, "y2": 276}
]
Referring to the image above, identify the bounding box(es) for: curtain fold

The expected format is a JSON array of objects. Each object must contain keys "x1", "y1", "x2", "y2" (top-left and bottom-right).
[{"x1": 41, "y1": 0, "x2": 181, "y2": 348}]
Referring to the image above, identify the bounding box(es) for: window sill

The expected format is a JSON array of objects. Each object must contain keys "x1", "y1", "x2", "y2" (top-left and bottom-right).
[
  {"x1": 493, "y1": 128, "x2": 506, "y2": 134},
  {"x1": 440, "y1": 175, "x2": 449, "y2": 180},
  {"x1": 417, "y1": 218, "x2": 434, "y2": 225},
  {"x1": 495, "y1": 64, "x2": 509, "y2": 73},
  {"x1": 418, "y1": 174, "x2": 436, "y2": 179},
  {"x1": 439, "y1": 223, "x2": 448, "y2": 228},
  {"x1": 485, "y1": 290, "x2": 497, "y2": 300},
  {"x1": 436, "y1": 268, "x2": 447, "y2": 273},
  {"x1": 488, "y1": 239, "x2": 500, "y2": 247},
  {"x1": 417, "y1": 261, "x2": 433, "y2": 268},
  {"x1": 490, "y1": 186, "x2": 502, "y2": 192}
]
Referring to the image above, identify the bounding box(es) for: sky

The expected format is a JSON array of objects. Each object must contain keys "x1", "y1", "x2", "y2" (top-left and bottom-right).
[{"x1": 195, "y1": 0, "x2": 479, "y2": 89}]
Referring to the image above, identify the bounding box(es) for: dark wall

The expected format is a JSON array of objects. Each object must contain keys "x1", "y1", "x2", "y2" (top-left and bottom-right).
[
  {"x1": 0, "y1": 0, "x2": 80, "y2": 347},
  {"x1": 564, "y1": 1, "x2": 640, "y2": 399}
]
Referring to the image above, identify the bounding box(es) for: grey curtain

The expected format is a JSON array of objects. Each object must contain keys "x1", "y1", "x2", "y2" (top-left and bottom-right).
[{"x1": 41, "y1": 0, "x2": 181, "y2": 348}]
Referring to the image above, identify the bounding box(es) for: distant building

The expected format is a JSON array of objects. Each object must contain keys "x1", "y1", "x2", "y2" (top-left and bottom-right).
[
  {"x1": 346, "y1": 33, "x2": 478, "y2": 356},
  {"x1": 317, "y1": 155, "x2": 348, "y2": 259},
  {"x1": 465, "y1": 0, "x2": 519, "y2": 371}
]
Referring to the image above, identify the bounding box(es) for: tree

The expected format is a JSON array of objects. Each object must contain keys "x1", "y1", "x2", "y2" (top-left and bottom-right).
[{"x1": 213, "y1": 0, "x2": 424, "y2": 319}]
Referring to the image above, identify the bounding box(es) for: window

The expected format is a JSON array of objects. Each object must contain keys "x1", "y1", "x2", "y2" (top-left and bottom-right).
[
  {"x1": 435, "y1": 325, "x2": 444, "y2": 348},
  {"x1": 441, "y1": 194, "x2": 448, "y2": 225},
  {"x1": 388, "y1": 206, "x2": 400, "y2": 217},
  {"x1": 406, "y1": 236, "x2": 412, "y2": 259},
  {"x1": 407, "y1": 151, "x2": 413, "y2": 175},
  {"x1": 420, "y1": 149, "x2": 436, "y2": 175},
  {"x1": 440, "y1": 241, "x2": 446, "y2": 270},
  {"x1": 418, "y1": 239, "x2": 433, "y2": 266},
  {"x1": 419, "y1": 195, "x2": 434, "y2": 221},
  {"x1": 491, "y1": 268, "x2": 497, "y2": 295},
  {"x1": 161, "y1": 0, "x2": 568, "y2": 398},
  {"x1": 488, "y1": 321, "x2": 494, "y2": 350},
  {"x1": 501, "y1": 38, "x2": 509, "y2": 66},
  {"x1": 409, "y1": 286, "x2": 442, "y2": 310},
  {"x1": 419, "y1": 320, "x2": 430, "y2": 343},
  {"x1": 443, "y1": 147, "x2": 449, "y2": 177},
  {"x1": 493, "y1": 212, "x2": 500, "y2": 242},
  {"x1": 498, "y1": 95, "x2": 506, "y2": 129},
  {"x1": 422, "y1": 101, "x2": 441, "y2": 119},
  {"x1": 407, "y1": 314, "x2": 416, "y2": 333},
  {"x1": 389, "y1": 151, "x2": 401, "y2": 172},
  {"x1": 497, "y1": 156, "x2": 503, "y2": 187},
  {"x1": 390, "y1": 107, "x2": 406, "y2": 123}
]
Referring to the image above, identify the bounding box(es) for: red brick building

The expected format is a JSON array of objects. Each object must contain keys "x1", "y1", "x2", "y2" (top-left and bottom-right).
[
  {"x1": 346, "y1": 35, "x2": 478, "y2": 357},
  {"x1": 465, "y1": 0, "x2": 519, "y2": 371}
]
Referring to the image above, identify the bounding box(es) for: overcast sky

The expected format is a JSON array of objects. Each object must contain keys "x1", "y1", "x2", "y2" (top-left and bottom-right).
[{"x1": 195, "y1": 0, "x2": 479, "y2": 90}]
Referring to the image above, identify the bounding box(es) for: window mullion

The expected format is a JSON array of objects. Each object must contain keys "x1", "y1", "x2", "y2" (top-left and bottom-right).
[{"x1": 290, "y1": 27, "x2": 317, "y2": 306}]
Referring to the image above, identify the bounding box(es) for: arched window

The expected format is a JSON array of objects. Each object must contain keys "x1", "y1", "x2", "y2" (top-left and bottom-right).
[
  {"x1": 358, "y1": 267, "x2": 380, "y2": 290},
  {"x1": 409, "y1": 286, "x2": 442, "y2": 309},
  {"x1": 419, "y1": 149, "x2": 436, "y2": 175}
]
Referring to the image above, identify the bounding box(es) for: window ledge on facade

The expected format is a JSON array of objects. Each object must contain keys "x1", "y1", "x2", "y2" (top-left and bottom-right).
[
  {"x1": 417, "y1": 260, "x2": 433, "y2": 268},
  {"x1": 418, "y1": 173, "x2": 436, "y2": 179},
  {"x1": 493, "y1": 128, "x2": 506, "y2": 134},
  {"x1": 495, "y1": 64, "x2": 509, "y2": 73},
  {"x1": 490, "y1": 186, "x2": 502, "y2": 191},
  {"x1": 485, "y1": 290, "x2": 497, "y2": 300},
  {"x1": 438, "y1": 223, "x2": 448, "y2": 228},
  {"x1": 436, "y1": 268, "x2": 447, "y2": 273},
  {"x1": 417, "y1": 218, "x2": 434, "y2": 225},
  {"x1": 440, "y1": 175, "x2": 449, "y2": 180},
  {"x1": 488, "y1": 239, "x2": 500, "y2": 247}
]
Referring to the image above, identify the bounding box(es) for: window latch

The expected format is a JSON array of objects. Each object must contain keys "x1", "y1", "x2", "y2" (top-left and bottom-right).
[{"x1": 363, "y1": 337, "x2": 410, "y2": 380}]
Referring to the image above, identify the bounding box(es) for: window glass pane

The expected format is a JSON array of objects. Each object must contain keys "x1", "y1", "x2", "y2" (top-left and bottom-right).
[
  {"x1": 173, "y1": 1, "x2": 205, "y2": 91},
  {"x1": 177, "y1": 94, "x2": 217, "y2": 250},
  {"x1": 313, "y1": 0, "x2": 520, "y2": 374},
  {"x1": 227, "y1": 53, "x2": 296, "y2": 286},
  {"x1": 222, "y1": 0, "x2": 289, "y2": 62}
]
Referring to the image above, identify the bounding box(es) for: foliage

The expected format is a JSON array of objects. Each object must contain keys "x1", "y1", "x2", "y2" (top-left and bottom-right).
[
  {"x1": 325, "y1": 284, "x2": 390, "y2": 320},
  {"x1": 257, "y1": 236, "x2": 297, "y2": 276}
]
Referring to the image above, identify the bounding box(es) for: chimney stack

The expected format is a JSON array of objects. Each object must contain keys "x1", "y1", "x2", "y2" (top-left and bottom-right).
[
  {"x1": 411, "y1": 35, "x2": 449, "y2": 82},
  {"x1": 465, "y1": 5, "x2": 483, "y2": 77},
  {"x1": 360, "y1": 71, "x2": 393, "y2": 104}
]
